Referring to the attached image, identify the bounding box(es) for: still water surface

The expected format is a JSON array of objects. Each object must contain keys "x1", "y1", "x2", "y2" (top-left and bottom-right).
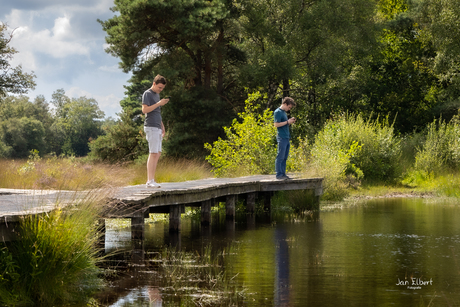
[{"x1": 99, "y1": 197, "x2": 460, "y2": 306}]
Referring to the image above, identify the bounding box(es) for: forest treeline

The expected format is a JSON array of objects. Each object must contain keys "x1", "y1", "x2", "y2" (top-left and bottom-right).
[{"x1": 1, "y1": 0, "x2": 460, "y2": 165}]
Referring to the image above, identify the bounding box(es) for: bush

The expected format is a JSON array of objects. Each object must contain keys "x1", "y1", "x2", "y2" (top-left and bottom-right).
[
  {"x1": 205, "y1": 94, "x2": 277, "y2": 177},
  {"x1": 205, "y1": 93, "x2": 309, "y2": 177},
  {"x1": 413, "y1": 115, "x2": 460, "y2": 173},
  {"x1": 88, "y1": 109, "x2": 147, "y2": 163},
  {"x1": 310, "y1": 113, "x2": 401, "y2": 198}
]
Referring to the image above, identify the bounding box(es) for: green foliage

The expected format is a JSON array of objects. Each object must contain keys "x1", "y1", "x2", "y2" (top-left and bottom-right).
[
  {"x1": 88, "y1": 108, "x2": 147, "y2": 162},
  {"x1": 0, "y1": 95, "x2": 52, "y2": 158},
  {"x1": 272, "y1": 190, "x2": 319, "y2": 213},
  {"x1": 310, "y1": 113, "x2": 401, "y2": 198},
  {"x1": 99, "y1": 0, "x2": 239, "y2": 92},
  {"x1": 0, "y1": 23, "x2": 36, "y2": 97},
  {"x1": 418, "y1": 0, "x2": 460, "y2": 101},
  {"x1": 413, "y1": 115, "x2": 460, "y2": 174},
  {"x1": 0, "y1": 199, "x2": 104, "y2": 306},
  {"x1": 50, "y1": 90, "x2": 105, "y2": 157},
  {"x1": 205, "y1": 93, "x2": 277, "y2": 176},
  {"x1": 164, "y1": 86, "x2": 234, "y2": 158}
]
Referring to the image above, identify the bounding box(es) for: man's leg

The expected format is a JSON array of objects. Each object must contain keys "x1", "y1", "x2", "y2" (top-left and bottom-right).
[
  {"x1": 275, "y1": 137, "x2": 289, "y2": 178},
  {"x1": 147, "y1": 152, "x2": 161, "y2": 182},
  {"x1": 281, "y1": 140, "x2": 290, "y2": 176}
]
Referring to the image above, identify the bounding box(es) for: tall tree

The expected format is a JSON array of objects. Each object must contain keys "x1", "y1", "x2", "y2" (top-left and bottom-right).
[
  {"x1": 99, "y1": 0, "x2": 244, "y2": 158},
  {"x1": 0, "y1": 23, "x2": 35, "y2": 97},
  {"x1": 414, "y1": 0, "x2": 460, "y2": 119},
  {"x1": 99, "y1": 0, "x2": 239, "y2": 92},
  {"x1": 237, "y1": 0, "x2": 380, "y2": 128}
]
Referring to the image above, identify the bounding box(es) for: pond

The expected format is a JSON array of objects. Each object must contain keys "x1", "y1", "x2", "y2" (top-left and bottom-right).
[{"x1": 96, "y1": 197, "x2": 460, "y2": 306}]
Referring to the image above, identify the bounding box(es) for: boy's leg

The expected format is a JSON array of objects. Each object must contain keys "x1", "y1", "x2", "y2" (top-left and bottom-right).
[{"x1": 147, "y1": 152, "x2": 161, "y2": 182}]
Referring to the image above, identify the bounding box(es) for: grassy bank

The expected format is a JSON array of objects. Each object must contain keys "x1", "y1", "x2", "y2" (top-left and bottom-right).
[{"x1": 0, "y1": 155, "x2": 212, "y2": 190}]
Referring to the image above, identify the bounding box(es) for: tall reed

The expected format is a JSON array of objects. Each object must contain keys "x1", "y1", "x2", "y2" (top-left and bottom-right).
[{"x1": 0, "y1": 191, "x2": 107, "y2": 306}]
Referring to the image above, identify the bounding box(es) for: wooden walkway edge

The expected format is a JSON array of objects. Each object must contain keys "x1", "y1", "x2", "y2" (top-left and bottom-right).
[{"x1": 0, "y1": 175, "x2": 323, "y2": 242}]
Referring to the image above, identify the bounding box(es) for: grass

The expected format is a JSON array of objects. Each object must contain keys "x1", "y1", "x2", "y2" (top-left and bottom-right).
[
  {"x1": 0, "y1": 156, "x2": 212, "y2": 305},
  {"x1": 0, "y1": 156, "x2": 213, "y2": 190},
  {"x1": 0, "y1": 191, "x2": 108, "y2": 306}
]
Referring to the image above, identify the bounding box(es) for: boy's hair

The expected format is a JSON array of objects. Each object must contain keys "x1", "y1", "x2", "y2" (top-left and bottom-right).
[
  {"x1": 282, "y1": 97, "x2": 296, "y2": 107},
  {"x1": 153, "y1": 74, "x2": 167, "y2": 85}
]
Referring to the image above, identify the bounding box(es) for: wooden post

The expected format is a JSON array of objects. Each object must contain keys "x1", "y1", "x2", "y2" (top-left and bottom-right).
[
  {"x1": 226, "y1": 195, "x2": 236, "y2": 219},
  {"x1": 315, "y1": 186, "x2": 323, "y2": 210},
  {"x1": 169, "y1": 205, "x2": 181, "y2": 232},
  {"x1": 131, "y1": 211, "x2": 146, "y2": 262},
  {"x1": 131, "y1": 212, "x2": 145, "y2": 241},
  {"x1": 262, "y1": 192, "x2": 273, "y2": 212},
  {"x1": 246, "y1": 192, "x2": 256, "y2": 213},
  {"x1": 201, "y1": 199, "x2": 212, "y2": 226}
]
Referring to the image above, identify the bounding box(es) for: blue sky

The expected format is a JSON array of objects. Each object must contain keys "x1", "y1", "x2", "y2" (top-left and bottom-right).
[{"x1": 2, "y1": 0, "x2": 131, "y2": 118}]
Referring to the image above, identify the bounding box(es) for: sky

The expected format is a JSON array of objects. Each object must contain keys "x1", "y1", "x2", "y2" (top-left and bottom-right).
[{"x1": 1, "y1": 0, "x2": 132, "y2": 119}]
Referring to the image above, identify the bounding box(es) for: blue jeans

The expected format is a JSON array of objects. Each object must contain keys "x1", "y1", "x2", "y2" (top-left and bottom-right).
[{"x1": 275, "y1": 136, "x2": 290, "y2": 178}]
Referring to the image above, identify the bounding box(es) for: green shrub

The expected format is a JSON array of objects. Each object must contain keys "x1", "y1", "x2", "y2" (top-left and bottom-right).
[
  {"x1": 310, "y1": 113, "x2": 401, "y2": 198},
  {"x1": 205, "y1": 94, "x2": 277, "y2": 177},
  {"x1": 0, "y1": 195, "x2": 104, "y2": 306},
  {"x1": 413, "y1": 115, "x2": 460, "y2": 174},
  {"x1": 205, "y1": 93, "x2": 308, "y2": 177}
]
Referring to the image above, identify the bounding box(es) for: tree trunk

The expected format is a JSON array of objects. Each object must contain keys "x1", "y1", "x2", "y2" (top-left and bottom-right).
[
  {"x1": 283, "y1": 79, "x2": 290, "y2": 97},
  {"x1": 204, "y1": 53, "x2": 212, "y2": 89},
  {"x1": 217, "y1": 25, "x2": 224, "y2": 95},
  {"x1": 194, "y1": 50, "x2": 203, "y2": 86}
]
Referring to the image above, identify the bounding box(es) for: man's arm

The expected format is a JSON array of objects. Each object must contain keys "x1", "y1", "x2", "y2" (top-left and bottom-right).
[
  {"x1": 142, "y1": 98, "x2": 170, "y2": 114},
  {"x1": 274, "y1": 117, "x2": 295, "y2": 127}
]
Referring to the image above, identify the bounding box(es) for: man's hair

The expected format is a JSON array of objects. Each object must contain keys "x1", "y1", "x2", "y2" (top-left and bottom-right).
[
  {"x1": 282, "y1": 97, "x2": 296, "y2": 107},
  {"x1": 153, "y1": 74, "x2": 167, "y2": 85}
]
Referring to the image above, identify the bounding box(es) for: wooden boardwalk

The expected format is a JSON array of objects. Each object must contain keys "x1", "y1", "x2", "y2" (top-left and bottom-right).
[{"x1": 0, "y1": 175, "x2": 323, "y2": 241}]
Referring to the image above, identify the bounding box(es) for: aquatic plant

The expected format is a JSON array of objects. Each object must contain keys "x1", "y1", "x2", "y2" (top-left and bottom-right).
[
  {"x1": 0, "y1": 192, "x2": 107, "y2": 306},
  {"x1": 155, "y1": 244, "x2": 246, "y2": 306}
]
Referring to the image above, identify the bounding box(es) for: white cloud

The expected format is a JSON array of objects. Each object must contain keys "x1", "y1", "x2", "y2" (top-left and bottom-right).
[
  {"x1": 2, "y1": 1, "x2": 129, "y2": 119},
  {"x1": 98, "y1": 65, "x2": 120, "y2": 73},
  {"x1": 8, "y1": 14, "x2": 90, "y2": 61}
]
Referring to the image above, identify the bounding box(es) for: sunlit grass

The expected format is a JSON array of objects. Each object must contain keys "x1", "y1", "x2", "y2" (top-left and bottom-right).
[
  {"x1": 0, "y1": 191, "x2": 108, "y2": 306},
  {"x1": 129, "y1": 157, "x2": 213, "y2": 185},
  {"x1": 0, "y1": 156, "x2": 213, "y2": 190}
]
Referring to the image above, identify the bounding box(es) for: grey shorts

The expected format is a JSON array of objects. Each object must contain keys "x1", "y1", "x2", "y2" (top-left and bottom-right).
[{"x1": 144, "y1": 126, "x2": 162, "y2": 153}]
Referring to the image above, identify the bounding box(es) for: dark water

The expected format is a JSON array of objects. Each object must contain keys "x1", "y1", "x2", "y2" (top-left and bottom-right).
[{"x1": 98, "y1": 197, "x2": 460, "y2": 306}]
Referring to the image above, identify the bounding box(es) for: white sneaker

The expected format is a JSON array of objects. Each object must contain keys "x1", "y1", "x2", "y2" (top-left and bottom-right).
[{"x1": 146, "y1": 179, "x2": 161, "y2": 188}]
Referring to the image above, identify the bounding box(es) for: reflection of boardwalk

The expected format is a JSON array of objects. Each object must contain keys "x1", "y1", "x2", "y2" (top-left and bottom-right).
[{"x1": 0, "y1": 175, "x2": 323, "y2": 241}]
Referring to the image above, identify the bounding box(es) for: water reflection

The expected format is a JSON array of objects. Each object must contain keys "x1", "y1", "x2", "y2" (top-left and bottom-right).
[{"x1": 98, "y1": 198, "x2": 460, "y2": 306}]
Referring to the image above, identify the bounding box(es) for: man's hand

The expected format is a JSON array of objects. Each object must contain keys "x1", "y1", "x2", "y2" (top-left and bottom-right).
[{"x1": 158, "y1": 98, "x2": 170, "y2": 106}]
